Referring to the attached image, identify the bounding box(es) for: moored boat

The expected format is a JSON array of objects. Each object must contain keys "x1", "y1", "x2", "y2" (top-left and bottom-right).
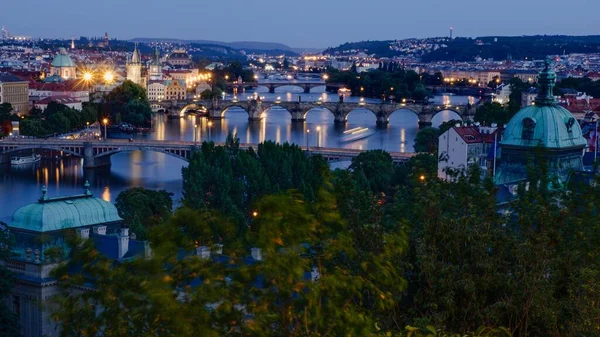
[{"x1": 11, "y1": 154, "x2": 41, "y2": 165}]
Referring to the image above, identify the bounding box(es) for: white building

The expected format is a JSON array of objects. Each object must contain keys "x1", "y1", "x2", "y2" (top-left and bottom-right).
[
  {"x1": 34, "y1": 96, "x2": 83, "y2": 111},
  {"x1": 147, "y1": 81, "x2": 166, "y2": 101},
  {"x1": 438, "y1": 124, "x2": 500, "y2": 181}
]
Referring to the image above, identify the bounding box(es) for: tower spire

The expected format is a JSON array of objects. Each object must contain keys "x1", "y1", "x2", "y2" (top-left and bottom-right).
[{"x1": 535, "y1": 58, "x2": 557, "y2": 106}]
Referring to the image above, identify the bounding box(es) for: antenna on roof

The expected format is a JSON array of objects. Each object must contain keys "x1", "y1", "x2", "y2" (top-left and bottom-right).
[{"x1": 84, "y1": 180, "x2": 92, "y2": 196}]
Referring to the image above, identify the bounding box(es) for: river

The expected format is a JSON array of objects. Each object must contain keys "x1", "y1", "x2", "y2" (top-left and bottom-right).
[{"x1": 0, "y1": 88, "x2": 476, "y2": 222}]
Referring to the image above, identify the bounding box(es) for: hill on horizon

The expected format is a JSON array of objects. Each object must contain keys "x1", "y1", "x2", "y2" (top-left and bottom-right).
[{"x1": 131, "y1": 37, "x2": 322, "y2": 54}]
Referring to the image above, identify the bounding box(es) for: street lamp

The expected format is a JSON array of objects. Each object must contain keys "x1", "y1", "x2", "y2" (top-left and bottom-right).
[
  {"x1": 419, "y1": 174, "x2": 426, "y2": 182},
  {"x1": 102, "y1": 118, "x2": 108, "y2": 140},
  {"x1": 207, "y1": 121, "x2": 213, "y2": 141},
  {"x1": 306, "y1": 129, "x2": 310, "y2": 150},
  {"x1": 103, "y1": 71, "x2": 114, "y2": 84},
  {"x1": 194, "y1": 124, "x2": 198, "y2": 145}
]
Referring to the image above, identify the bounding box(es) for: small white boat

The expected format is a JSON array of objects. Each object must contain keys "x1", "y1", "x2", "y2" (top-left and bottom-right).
[
  {"x1": 11, "y1": 154, "x2": 41, "y2": 165},
  {"x1": 338, "y1": 88, "x2": 352, "y2": 96},
  {"x1": 340, "y1": 127, "x2": 374, "y2": 143}
]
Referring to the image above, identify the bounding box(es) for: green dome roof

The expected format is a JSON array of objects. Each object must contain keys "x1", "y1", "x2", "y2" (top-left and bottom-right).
[
  {"x1": 501, "y1": 59, "x2": 586, "y2": 150},
  {"x1": 501, "y1": 104, "x2": 587, "y2": 149},
  {"x1": 10, "y1": 188, "x2": 122, "y2": 233},
  {"x1": 51, "y1": 48, "x2": 76, "y2": 68}
]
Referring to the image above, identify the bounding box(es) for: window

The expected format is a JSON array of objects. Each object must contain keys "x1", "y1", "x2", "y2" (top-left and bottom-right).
[
  {"x1": 12, "y1": 295, "x2": 20, "y2": 317},
  {"x1": 522, "y1": 117, "x2": 536, "y2": 140}
]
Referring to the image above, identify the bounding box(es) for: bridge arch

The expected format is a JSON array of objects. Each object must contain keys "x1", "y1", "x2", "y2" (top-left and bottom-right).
[
  {"x1": 94, "y1": 148, "x2": 191, "y2": 163},
  {"x1": 179, "y1": 103, "x2": 208, "y2": 117},
  {"x1": 220, "y1": 105, "x2": 250, "y2": 118},
  {"x1": 261, "y1": 105, "x2": 293, "y2": 119},
  {"x1": 430, "y1": 109, "x2": 464, "y2": 124},
  {"x1": 303, "y1": 106, "x2": 335, "y2": 122},
  {"x1": 345, "y1": 107, "x2": 378, "y2": 124},
  {"x1": 2, "y1": 145, "x2": 84, "y2": 158}
]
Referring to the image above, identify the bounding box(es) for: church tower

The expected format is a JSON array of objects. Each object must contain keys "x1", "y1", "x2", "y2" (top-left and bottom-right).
[
  {"x1": 149, "y1": 46, "x2": 163, "y2": 81},
  {"x1": 127, "y1": 43, "x2": 142, "y2": 86}
]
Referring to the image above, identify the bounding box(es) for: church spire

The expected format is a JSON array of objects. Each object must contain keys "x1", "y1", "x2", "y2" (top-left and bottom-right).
[
  {"x1": 535, "y1": 58, "x2": 557, "y2": 106},
  {"x1": 131, "y1": 43, "x2": 141, "y2": 64}
]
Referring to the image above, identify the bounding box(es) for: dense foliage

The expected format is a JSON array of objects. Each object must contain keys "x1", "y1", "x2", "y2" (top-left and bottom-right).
[
  {"x1": 0, "y1": 223, "x2": 22, "y2": 337},
  {"x1": 327, "y1": 68, "x2": 431, "y2": 101},
  {"x1": 0, "y1": 103, "x2": 19, "y2": 137},
  {"x1": 47, "y1": 139, "x2": 600, "y2": 337},
  {"x1": 20, "y1": 102, "x2": 99, "y2": 137},
  {"x1": 103, "y1": 80, "x2": 152, "y2": 127},
  {"x1": 115, "y1": 188, "x2": 174, "y2": 241},
  {"x1": 556, "y1": 77, "x2": 600, "y2": 98}
]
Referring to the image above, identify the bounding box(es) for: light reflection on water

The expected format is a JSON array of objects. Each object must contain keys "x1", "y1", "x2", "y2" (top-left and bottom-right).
[{"x1": 0, "y1": 92, "x2": 473, "y2": 222}]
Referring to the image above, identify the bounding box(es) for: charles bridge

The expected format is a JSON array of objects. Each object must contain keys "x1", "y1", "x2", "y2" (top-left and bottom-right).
[
  {"x1": 154, "y1": 98, "x2": 479, "y2": 127},
  {"x1": 0, "y1": 139, "x2": 416, "y2": 168}
]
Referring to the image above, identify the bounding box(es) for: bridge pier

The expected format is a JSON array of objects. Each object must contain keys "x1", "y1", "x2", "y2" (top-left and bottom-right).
[
  {"x1": 303, "y1": 86, "x2": 311, "y2": 94},
  {"x1": 0, "y1": 153, "x2": 9, "y2": 165},
  {"x1": 268, "y1": 86, "x2": 276, "y2": 94},
  {"x1": 83, "y1": 142, "x2": 111, "y2": 169},
  {"x1": 376, "y1": 115, "x2": 389, "y2": 127}
]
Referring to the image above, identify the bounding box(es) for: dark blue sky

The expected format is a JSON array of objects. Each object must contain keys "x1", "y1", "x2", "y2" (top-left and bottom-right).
[{"x1": 2, "y1": 0, "x2": 599, "y2": 48}]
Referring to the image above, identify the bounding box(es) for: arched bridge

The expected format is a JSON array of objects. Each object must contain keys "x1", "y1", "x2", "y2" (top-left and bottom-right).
[
  {"x1": 165, "y1": 99, "x2": 479, "y2": 126},
  {"x1": 227, "y1": 80, "x2": 326, "y2": 94},
  {"x1": 0, "y1": 139, "x2": 415, "y2": 168}
]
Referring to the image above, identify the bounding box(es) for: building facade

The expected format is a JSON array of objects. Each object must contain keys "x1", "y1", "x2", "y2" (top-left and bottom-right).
[
  {"x1": 147, "y1": 81, "x2": 166, "y2": 101},
  {"x1": 164, "y1": 79, "x2": 186, "y2": 101},
  {"x1": 0, "y1": 73, "x2": 29, "y2": 114},
  {"x1": 438, "y1": 124, "x2": 500, "y2": 181}
]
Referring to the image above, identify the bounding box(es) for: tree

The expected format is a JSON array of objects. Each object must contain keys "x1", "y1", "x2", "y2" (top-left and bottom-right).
[
  {"x1": 414, "y1": 127, "x2": 440, "y2": 154},
  {"x1": 0, "y1": 223, "x2": 22, "y2": 337},
  {"x1": 282, "y1": 58, "x2": 290, "y2": 70},
  {"x1": 349, "y1": 150, "x2": 395, "y2": 194},
  {"x1": 474, "y1": 102, "x2": 511, "y2": 126},
  {"x1": 115, "y1": 188, "x2": 173, "y2": 240},
  {"x1": 104, "y1": 80, "x2": 151, "y2": 126}
]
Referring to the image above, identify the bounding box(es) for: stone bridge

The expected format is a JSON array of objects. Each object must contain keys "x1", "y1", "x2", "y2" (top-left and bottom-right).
[
  {"x1": 0, "y1": 139, "x2": 415, "y2": 168},
  {"x1": 227, "y1": 80, "x2": 326, "y2": 94},
  {"x1": 161, "y1": 99, "x2": 478, "y2": 126}
]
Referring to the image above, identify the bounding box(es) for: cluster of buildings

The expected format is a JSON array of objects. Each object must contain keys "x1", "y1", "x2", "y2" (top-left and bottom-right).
[
  {"x1": 0, "y1": 41, "x2": 220, "y2": 118},
  {"x1": 438, "y1": 62, "x2": 592, "y2": 205}
]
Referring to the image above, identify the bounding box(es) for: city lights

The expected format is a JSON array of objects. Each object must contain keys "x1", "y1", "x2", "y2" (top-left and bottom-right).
[{"x1": 103, "y1": 71, "x2": 114, "y2": 83}]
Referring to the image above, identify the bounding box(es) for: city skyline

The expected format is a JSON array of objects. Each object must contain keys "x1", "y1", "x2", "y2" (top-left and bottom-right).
[{"x1": 3, "y1": 0, "x2": 600, "y2": 48}]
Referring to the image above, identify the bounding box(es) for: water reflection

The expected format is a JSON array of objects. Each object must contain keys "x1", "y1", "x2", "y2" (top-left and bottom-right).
[{"x1": 0, "y1": 92, "x2": 472, "y2": 222}]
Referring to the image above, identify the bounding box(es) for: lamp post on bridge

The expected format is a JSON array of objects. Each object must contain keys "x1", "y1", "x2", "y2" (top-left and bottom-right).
[
  {"x1": 306, "y1": 129, "x2": 310, "y2": 150},
  {"x1": 102, "y1": 118, "x2": 108, "y2": 141}
]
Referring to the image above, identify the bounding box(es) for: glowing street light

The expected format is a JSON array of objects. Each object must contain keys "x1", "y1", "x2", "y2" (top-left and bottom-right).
[
  {"x1": 83, "y1": 72, "x2": 93, "y2": 81},
  {"x1": 252, "y1": 211, "x2": 258, "y2": 218},
  {"x1": 193, "y1": 124, "x2": 198, "y2": 144},
  {"x1": 207, "y1": 120, "x2": 213, "y2": 141},
  {"x1": 102, "y1": 118, "x2": 109, "y2": 140},
  {"x1": 103, "y1": 71, "x2": 114, "y2": 84},
  {"x1": 306, "y1": 129, "x2": 310, "y2": 149},
  {"x1": 419, "y1": 174, "x2": 426, "y2": 182},
  {"x1": 322, "y1": 74, "x2": 329, "y2": 80}
]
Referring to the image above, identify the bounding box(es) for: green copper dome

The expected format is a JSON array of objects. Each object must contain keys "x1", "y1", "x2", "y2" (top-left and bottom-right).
[
  {"x1": 10, "y1": 186, "x2": 122, "y2": 233},
  {"x1": 501, "y1": 105, "x2": 587, "y2": 149},
  {"x1": 500, "y1": 60, "x2": 586, "y2": 150},
  {"x1": 51, "y1": 48, "x2": 76, "y2": 68}
]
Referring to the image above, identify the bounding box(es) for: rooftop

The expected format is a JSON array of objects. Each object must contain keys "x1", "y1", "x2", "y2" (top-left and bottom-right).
[{"x1": 10, "y1": 184, "x2": 122, "y2": 233}]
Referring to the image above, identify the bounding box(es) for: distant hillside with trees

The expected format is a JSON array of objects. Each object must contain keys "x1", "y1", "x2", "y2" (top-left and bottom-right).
[{"x1": 325, "y1": 35, "x2": 600, "y2": 61}]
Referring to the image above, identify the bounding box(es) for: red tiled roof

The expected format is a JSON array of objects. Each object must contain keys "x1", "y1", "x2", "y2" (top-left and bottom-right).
[
  {"x1": 453, "y1": 126, "x2": 500, "y2": 144},
  {"x1": 35, "y1": 96, "x2": 81, "y2": 105}
]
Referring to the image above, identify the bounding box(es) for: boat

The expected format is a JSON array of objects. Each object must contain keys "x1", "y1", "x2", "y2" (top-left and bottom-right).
[
  {"x1": 340, "y1": 127, "x2": 375, "y2": 143},
  {"x1": 11, "y1": 154, "x2": 41, "y2": 165},
  {"x1": 337, "y1": 88, "x2": 352, "y2": 96}
]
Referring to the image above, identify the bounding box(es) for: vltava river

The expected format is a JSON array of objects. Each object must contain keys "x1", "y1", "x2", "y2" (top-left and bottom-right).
[{"x1": 0, "y1": 88, "x2": 475, "y2": 222}]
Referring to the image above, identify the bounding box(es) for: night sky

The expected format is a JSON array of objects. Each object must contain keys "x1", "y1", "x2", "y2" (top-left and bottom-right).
[{"x1": 2, "y1": 0, "x2": 599, "y2": 48}]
